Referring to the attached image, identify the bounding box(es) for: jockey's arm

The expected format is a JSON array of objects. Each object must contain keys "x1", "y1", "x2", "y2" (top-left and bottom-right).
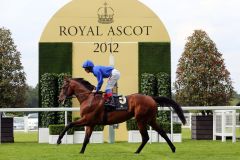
[{"x1": 95, "y1": 71, "x2": 103, "y2": 92}]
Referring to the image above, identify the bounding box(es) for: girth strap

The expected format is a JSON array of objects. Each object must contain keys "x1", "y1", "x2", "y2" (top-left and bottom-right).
[{"x1": 103, "y1": 111, "x2": 108, "y2": 124}]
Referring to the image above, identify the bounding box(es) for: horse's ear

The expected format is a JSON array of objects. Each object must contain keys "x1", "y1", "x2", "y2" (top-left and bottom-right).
[{"x1": 64, "y1": 76, "x2": 70, "y2": 82}]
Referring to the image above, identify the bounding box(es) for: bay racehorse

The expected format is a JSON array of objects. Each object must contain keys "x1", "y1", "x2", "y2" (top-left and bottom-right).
[{"x1": 57, "y1": 77, "x2": 186, "y2": 154}]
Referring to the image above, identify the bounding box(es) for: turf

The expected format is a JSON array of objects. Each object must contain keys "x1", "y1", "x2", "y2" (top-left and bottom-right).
[{"x1": 0, "y1": 130, "x2": 240, "y2": 160}]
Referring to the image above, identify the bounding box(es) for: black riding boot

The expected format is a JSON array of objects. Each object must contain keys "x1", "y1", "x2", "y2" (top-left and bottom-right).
[{"x1": 105, "y1": 96, "x2": 115, "y2": 107}]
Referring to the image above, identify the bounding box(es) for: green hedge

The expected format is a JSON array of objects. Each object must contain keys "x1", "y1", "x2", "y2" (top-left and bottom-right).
[
  {"x1": 73, "y1": 125, "x2": 104, "y2": 131},
  {"x1": 156, "y1": 72, "x2": 171, "y2": 98},
  {"x1": 73, "y1": 117, "x2": 85, "y2": 131},
  {"x1": 94, "y1": 125, "x2": 104, "y2": 131},
  {"x1": 126, "y1": 118, "x2": 149, "y2": 130},
  {"x1": 156, "y1": 120, "x2": 181, "y2": 133},
  {"x1": 49, "y1": 123, "x2": 104, "y2": 135},
  {"x1": 140, "y1": 73, "x2": 156, "y2": 96},
  {"x1": 49, "y1": 124, "x2": 74, "y2": 135},
  {"x1": 138, "y1": 42, "x2": 171, "y2": 75},
  {"x1": 39, "y1": 73, "x2": 72, "y2": 128},
  {"x1": 39, "y1": 73, "x2": 58, "y2": 127},
  {"x1": 74, "y1": 126, "x2": 85, "y2": 131},
  {"x1": 140, "y1": 72, "x2": 171, "y2": 97},
  {"x1": 156, "y1": 72, "x2": 171, "y2": 122},
  {"x1": 39, "y1": 42, "x2": 72, "y2": 78},
  {"x1": 39, "y1": 43, "x2": 72, "y2": 126},
  {"x1": 126, "y1": 118, "x2": 181, "y2": 133},
  {"x1": 72, "y1": 117, "x2": 104, "y2": 131},
  {"x1": 139, "y1": 72, "x2": 171, "y2": 122},
  {"x1": 57, "y1": 73, "x2": 72, "y2": 124}
]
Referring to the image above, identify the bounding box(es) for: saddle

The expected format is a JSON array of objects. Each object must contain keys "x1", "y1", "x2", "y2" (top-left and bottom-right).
[
  {"x1": 104, "y1": 95, "x2": 128, "y2": 112},
  {"x1": 102, "y1": 95, "x2": 128, "y2": 124}
]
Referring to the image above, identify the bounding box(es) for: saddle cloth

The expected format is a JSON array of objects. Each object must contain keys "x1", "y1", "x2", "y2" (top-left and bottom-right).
[{"x1": 104, "y1": 95, "x2": 128, "y2": 112}]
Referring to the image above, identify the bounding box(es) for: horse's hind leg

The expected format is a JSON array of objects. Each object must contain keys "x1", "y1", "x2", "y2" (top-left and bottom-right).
[
  {"x1": 135, "y1": 122, "x2": 149, "y2": 154},
  {"x1": 80, "y1": 126, "x2": 93, "y2": 154},
  {"x1": 150, "y1": 121, "x2": 176, "y2": 153}
]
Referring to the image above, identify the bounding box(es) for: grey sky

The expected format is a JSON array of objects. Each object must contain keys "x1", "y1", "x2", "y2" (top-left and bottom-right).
[{"x1": 0, "y1": 0, "x2": 239, "y2": 93}]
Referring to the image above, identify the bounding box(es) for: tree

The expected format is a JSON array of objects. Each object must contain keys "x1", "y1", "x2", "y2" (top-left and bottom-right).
[
  {"x1": 25, "y1": 84, "x2": 39, "y2": 108},
  {"x1": 175, "y1": 30, "x2": 233, "y2": 114},
  {"x1": 232, "y1": 90, "x2": 240, "y2": 99},
  {"x1": 0, "y1": 27, "x2": 27, "y2": 108}
]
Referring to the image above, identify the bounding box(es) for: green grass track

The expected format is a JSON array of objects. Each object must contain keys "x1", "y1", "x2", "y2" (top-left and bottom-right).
[{"x1": 0, "y1": 130, "x2": 240, "y2": 160}]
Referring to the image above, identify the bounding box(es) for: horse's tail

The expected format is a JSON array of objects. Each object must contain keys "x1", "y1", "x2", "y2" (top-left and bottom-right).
[{"x1": 152, "y1": 96, "x2": 186, "y2": 125}]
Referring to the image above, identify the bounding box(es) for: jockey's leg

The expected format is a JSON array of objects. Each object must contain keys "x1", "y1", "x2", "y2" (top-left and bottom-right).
[
  {"x1": 105, "y1": 69, "x2": 120, "y2": 101},
  {"x1": 104, "y1": 89, "x2": 113, "y2": 101},
  {"x1": 104, "y1": 89, "x2": 114, "y2": 106}
]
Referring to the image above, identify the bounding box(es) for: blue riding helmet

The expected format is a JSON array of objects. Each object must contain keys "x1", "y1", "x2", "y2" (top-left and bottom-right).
[{"x1": 82, "y1": 60, "x2": 94, "y2": 68}]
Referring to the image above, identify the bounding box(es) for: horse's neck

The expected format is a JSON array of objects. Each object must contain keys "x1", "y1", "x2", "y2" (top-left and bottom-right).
[{"x1": 72, "y1": 81, "x2": 91, "y2": 103}]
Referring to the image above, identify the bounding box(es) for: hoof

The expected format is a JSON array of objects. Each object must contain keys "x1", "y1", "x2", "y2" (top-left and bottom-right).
[
  {"x1": 79, "y1": 151, "x2": 84, "y2": 154},
  {"x1": 57, "y1": 139, "x2": 62, "y2": 145},
  {"x1": 171, "y1": 146, "x2": 176, "y2": 153}
]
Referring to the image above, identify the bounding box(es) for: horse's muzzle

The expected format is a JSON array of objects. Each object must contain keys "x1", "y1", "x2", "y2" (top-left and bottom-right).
[{"x1": 58, "y1": 96, "x2": 66, "y2": 105}]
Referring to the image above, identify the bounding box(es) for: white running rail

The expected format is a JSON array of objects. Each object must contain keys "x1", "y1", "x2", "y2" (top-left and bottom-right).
[{"x1": 1, "y1": 106, "x2": 240, "y2": 144}]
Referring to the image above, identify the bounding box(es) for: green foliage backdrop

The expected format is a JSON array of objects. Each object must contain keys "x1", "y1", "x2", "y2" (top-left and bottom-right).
[
  {"x1": 39, "y1": 43, "x2": 72, "y2": 77},
  {"x1": 140, "y1": 72, "x2": 171, "y2": 97},
  {"x1": 128, "y1": 72, "x2": 171, "y2": 127},
  {"x1": 57, "y1": 73, "x2": 72, "y2": 125},
  {"x1": 140, "y1": 73, "x2": 156, "y2": 96},
  {"x1": 39, "y1": 42, "x2": 72, "y2": 127},
  {"x1": 156, "y1": 72, "x2": 171, "y2": 98},
  {"x1": 138, "y1": 42, "x2": 170, "y2": 75},
  {"x1": 39, "y1": 73, "x2": 72, "y2": 128},
  {"x1": 126, "y1": 118, "x2": 181, "y2": 133},
  {"x1": 138, "y1": 42, "x2": 171, "y2": 123},
  {"x1": 39, "y1": 73, "x2": 58, "y2": 127}
]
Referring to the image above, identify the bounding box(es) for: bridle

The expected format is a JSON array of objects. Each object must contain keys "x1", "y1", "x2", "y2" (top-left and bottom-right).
[{"x1": 60, "y1": 80, "x2": 93, "y2": 104}]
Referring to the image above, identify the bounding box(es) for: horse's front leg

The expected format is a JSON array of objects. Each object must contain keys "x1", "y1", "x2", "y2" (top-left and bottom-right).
[
  {"x1": 80, "y1": 126, "x2": 94, "y2": 154},
  {"x1": 57, "y1": 117, "x2": 87, "y2": 145}
]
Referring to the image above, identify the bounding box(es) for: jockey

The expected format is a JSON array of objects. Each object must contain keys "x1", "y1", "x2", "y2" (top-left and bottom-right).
[{"x1": 82, "y1": 60, "x2": 120, "y2": 106}]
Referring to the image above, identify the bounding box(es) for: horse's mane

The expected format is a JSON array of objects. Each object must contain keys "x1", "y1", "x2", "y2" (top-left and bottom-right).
[{"x1": 72, "y1": 78, "x2": 95, "y2": 91}]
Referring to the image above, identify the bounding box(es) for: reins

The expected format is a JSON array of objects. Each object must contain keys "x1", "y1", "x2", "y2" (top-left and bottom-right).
[
  {"x1": 61, "y1": 78, "x2": 105, "y2": 106},
  {"x1": 66, "y1": 91, "x2": 105, "y2": 100},
  {"x1": 65, "y1": 91, "x2": 92, "y2": 99}
]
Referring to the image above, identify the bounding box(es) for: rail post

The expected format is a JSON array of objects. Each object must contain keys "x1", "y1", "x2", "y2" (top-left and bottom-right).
[
  {"x1": 24, "y1": 116, "x2": 28, "y2": 133},
  {"x1": 150, "y1": 126, "x2": 152, "y2": 144},
  {"x1": 0, "y1": 112, "x2": 2, "y2": 144},
  {"x1": 170, "y1": 110, "x2": 173, "y2": 142},
  {"x1": 221, "y1": 111, "x2": 226, "y2": 142},
  {"x1": 213, "y1": 110, "x2": 216, "y2": 140},
  {"x1": 232, "y1": 110, "x2": 236, "y2": 142},
  {"x1": 65, "y1": 111, "x2": 68, "y2": 144}
]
